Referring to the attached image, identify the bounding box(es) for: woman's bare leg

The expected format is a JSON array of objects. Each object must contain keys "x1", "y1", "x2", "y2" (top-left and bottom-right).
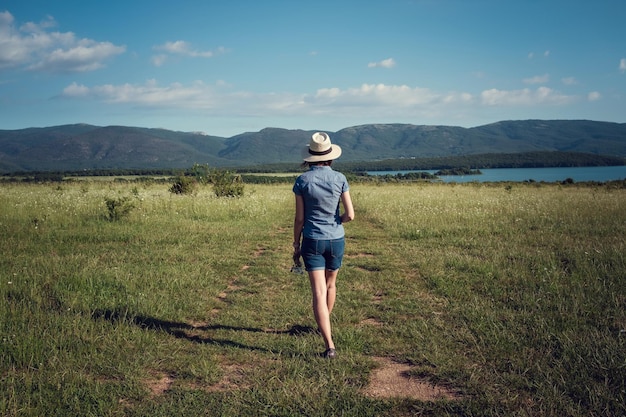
[
  {"x1": 309, "y1": 269, "x2": 335, "y2": 350},
  {"x1": 325, "y1": 269, "x2": 338, "y2": 315}
]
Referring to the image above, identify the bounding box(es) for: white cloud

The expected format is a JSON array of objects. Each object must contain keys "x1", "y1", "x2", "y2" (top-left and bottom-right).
[
  {"x1": 528, "y1": 51, "x2": 550, "y2": 59},
  {"x1": 151, "y1": 41, "x2": 225, "y2": 65},
  {"x1": 28, "y1": 41, "x2": 125, "y2": 72},
  {"x1": 151, "y1": 54, "x2": 167, "y2": 67},
  {"x1": 587, "y1": 91, "x2": 601, "y2": 101},
  {"x1": 481, "y1": 87, "x2": 575, "y2": 106},
  {"x1": 154, "y1": 40, "x2": 213, "y2": 58},
  {"x1": 561, "y1": 77, "x2": 577, "y2": 85},
  {"x1": 60, "y1": 79, "x2": 584, "y2": 125},
  {"x1": 311, "y1": 83, "x2": 468, "y2": 107},
  {"x1": 620, "y1": 58, "x2": 626, "y2": 73},
  {"x1": 523, "y1": 74, "x2": 549, "y2": 85},
  {"x1": 61, "y1": 79, "x2": 225, "y2": 110},
  {"x1": 60, "y1": 80, "x2": 475, "y2": 119},
  {"x1": 367, "y1": 58, "x2": 396, "y2": 68},
  {"x1": 0, "y1": 11, "x2": 125, "y2": 72},
  {"x1": 62, "y1": 82, "x2": 90, "y2": 97}
]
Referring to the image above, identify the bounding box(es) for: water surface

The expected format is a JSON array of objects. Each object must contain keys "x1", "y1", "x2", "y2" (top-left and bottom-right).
[{"x1": 368, "y1": 166, "x2": 626, "y2": 183}]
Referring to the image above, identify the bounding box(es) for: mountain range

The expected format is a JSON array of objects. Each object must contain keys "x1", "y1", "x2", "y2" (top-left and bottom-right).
[{"x1": 1, "y1": 120, "x2": 625, "y2": 173}]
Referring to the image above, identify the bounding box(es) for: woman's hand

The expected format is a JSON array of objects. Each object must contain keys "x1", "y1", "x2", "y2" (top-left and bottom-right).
[{"x1": 292, "y1": 242, "x2": 303, "y2": 273}]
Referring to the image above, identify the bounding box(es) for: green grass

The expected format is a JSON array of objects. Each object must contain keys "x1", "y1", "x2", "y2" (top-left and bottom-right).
[{"x1": 1, "y1": 180, "x2": 625, "y2": 416}]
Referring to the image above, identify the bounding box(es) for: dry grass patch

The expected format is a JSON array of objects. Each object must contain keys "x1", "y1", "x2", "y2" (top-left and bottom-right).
[
  {"x1": 144, "y1": 358, "x2": 254, "y2": 396},
  {"x1": 145, "y1": 371, "x2": 175, "y2": 397},
  {"x1": 203, "y1": 362, "x2": 251, "y2": 393},
  {"x1": 360, "y1": 317, "x2": 384, "y2": 327},
  {"x1": 364, "y1": 357, "x2": 461, "y2": 401},
  {"x1": 216, "y1": 278, "x2": 241, "y2": 300},
  {"x1": 372, "y1": 290, "x2": 385, "y2": 304}
]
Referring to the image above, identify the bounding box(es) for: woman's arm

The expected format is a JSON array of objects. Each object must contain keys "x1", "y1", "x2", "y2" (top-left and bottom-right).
[
  {"x1": 340, "y1": 191, "x2": 355, "y2": 223},
  {"x1": 293, "y1": 194, "x2": 305, "y2": 249}
]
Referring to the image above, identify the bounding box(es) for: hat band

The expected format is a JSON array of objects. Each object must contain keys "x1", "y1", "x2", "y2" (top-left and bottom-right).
[{"x1": 308, "y1": 147, "x2": 333, "y2": 156}]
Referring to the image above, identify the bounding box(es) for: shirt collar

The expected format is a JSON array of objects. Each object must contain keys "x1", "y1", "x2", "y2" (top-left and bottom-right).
[{"x1": 309, "y1": 165, "x2": 331, "y2": 171}]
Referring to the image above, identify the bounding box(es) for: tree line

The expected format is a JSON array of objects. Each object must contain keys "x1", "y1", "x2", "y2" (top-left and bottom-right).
[{"x1": 2, "y1": 151, "x2": 623, "y2": 183}]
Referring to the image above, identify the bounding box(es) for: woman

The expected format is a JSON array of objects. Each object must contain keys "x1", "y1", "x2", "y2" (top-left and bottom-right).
[{"x1": 293, "y1": 132, "x2": 354, "y2": 359}]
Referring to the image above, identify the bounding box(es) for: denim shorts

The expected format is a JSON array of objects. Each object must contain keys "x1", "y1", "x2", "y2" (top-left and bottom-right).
[{"x1": 301, "y1": 237, "x2": 345, "y2": 271}]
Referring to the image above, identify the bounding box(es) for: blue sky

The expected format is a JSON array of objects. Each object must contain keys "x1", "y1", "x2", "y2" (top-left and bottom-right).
[{"x1": 1, "y1": 0, "x2": 625, "y2": 137}]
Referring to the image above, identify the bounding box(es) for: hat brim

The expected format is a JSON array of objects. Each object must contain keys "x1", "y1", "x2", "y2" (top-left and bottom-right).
[{"x1": 302, "y1": 144, "x2": 342, "y2": 162}]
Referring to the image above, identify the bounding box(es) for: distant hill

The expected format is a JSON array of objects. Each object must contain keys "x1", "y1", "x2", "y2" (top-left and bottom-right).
[{"x1": 1, "y1": 120, "x2": 625, "y2": 173}]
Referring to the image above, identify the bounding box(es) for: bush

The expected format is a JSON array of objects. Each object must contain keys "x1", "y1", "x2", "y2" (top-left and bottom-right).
[
  {"x1": 169, "y1": 175, "x2": 197, "y2": 195},
  {"x1": 169, "y1": 167, "x2": 244, "y2": 197},
  {"x1": 104, "y1": 196, "x2": 135, "y2": 221},
  {"x1": 211, "y1": 170, "x2": 244, "y2": 197},
  {"x1": 191, "y1": 163, "x2": 211, "y2": 184}
]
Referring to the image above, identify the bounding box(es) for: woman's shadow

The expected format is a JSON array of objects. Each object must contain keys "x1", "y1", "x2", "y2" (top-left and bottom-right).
[{"x1": 92, "y1": 308, "x2": 317, "y2": 353}]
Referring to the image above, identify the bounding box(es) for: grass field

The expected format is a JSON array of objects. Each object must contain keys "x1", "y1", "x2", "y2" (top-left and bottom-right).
[{"x1": 1, "y1": 179, "x2": 625, "y2": 416}]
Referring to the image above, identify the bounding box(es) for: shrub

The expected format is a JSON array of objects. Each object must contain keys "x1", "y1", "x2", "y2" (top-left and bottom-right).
[
  {"x1": 211, "y1": 170, "x2": 244, "y2": 197},
  {"x1": 104, "y1": 196, "x2": 135, "y2": 221},
  {"x1": 169, "y1": 175, "x2": 197, "y2": 195},
  {"x1": 191, "y1": 163, "x2": 211, "y2": 184}
]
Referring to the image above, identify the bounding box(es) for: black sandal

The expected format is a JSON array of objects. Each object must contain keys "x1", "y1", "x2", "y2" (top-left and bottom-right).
[{"x1": 324, "y1": 348, "x2": 337, "y2": 359}]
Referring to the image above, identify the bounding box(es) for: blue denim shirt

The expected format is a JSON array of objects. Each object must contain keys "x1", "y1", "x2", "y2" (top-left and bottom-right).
[{"x1": 293, "y1": 166, "x2": 349, "y2": 240}]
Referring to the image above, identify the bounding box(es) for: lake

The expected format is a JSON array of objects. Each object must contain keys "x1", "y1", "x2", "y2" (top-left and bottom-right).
[{"x1": 368, "y1": 165, "x2": 626, "y2": 183}]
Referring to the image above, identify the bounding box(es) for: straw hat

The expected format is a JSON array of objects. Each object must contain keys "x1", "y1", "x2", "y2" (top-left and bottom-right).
[{"x1": 302, "y1": 132, "x2": 342, "y2": 162}]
